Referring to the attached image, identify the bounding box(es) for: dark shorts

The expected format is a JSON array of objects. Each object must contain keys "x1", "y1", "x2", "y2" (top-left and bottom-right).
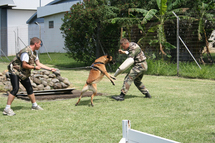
[{"x1": 9, "y1": 73, "x2": 33, "y2": 96}]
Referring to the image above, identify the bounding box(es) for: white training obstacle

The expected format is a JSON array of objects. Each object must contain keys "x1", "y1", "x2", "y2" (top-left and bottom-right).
[{"x1": 119, "y1": 120, "x2": 180, "y2": 143}]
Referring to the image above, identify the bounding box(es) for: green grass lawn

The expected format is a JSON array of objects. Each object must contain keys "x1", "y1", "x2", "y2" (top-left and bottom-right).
[{"x1": 0, "y1": 61, "x2": 215, "y2": 142}]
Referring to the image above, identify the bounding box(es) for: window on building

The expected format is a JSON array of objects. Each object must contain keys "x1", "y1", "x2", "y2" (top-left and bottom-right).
[{"x1": 49, "y1": 21, "x2": 54, "y2": 28}]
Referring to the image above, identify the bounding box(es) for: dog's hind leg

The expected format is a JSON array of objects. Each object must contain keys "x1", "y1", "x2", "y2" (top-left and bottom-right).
[
  {"x1": 90, "y1": 84, "x2": 97, "y2": 107},
  {"x1": 75, "y1": 83, "x2": 89, "y2": 106}
]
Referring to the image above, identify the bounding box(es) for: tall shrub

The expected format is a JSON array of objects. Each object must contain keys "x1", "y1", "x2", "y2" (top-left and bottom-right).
[{"x1": 60, "y1": 0, "x2": 121, "y2": 64}]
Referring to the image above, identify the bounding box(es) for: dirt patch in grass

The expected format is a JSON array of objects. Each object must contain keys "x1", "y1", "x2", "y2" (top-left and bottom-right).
[{"x1": 2, "y1": 90, "x2": 102, "y2": 101}]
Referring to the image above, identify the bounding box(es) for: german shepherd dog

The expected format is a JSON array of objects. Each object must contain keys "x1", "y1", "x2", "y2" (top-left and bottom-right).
[{"x1": 75, "y1": 55, "x2": 116, "y2": 106}]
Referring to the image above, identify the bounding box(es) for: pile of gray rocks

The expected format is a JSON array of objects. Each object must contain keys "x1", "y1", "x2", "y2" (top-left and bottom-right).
[{"x1": 0, "y1": 69, "x2": 71, "y2": 92}]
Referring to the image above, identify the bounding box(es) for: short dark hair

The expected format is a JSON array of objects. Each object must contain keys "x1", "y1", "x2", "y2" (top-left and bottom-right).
[
  {"x1": 30, "y1": 37, "x2": 41, "y2": 45},
  {"x1": 120, "y1": 38, "x2": 129, "y2": 45}
]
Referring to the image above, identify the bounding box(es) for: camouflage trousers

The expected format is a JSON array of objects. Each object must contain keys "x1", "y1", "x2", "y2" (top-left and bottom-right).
[{"x1": 121, "y1": 61, "x2": 148, "y2": 95}]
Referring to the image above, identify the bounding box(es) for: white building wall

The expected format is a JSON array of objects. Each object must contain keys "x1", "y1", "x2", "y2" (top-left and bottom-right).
[
  {"x1": 43, "y1": 13, "x2": 66, "y2": 53},
  {"x1": 7, "y1": 9, "x2": 36, "y2": 55},
  {"x1": 28, "y1": 23, "x2": 45, "y2": 53}
]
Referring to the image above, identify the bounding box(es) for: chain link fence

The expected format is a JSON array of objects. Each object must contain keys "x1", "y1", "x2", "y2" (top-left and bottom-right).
[
  {"x1": 115, "y1": 20, "x2": 215, "y2": 65},
  {"x1": 1, "y1": 19, "x2": 215, "y2": 66}
]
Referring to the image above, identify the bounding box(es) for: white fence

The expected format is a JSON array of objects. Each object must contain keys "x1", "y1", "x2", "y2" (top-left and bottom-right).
[{"x1": 119, "y1": 120, "x2": 180, "y2": 143}]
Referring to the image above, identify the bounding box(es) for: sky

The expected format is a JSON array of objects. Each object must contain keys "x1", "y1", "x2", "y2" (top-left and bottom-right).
[{"x1": 12, "y1": 0, "x2": 54, "y2": 10}]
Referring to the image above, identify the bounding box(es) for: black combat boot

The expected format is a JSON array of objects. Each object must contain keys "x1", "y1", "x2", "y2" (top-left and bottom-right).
[
  {"x1": 112, "y1": 92, "x2": 125, "y2": 101},
  {"x1": 144, "y1": 92, "x2": 152, "y2": 98}
]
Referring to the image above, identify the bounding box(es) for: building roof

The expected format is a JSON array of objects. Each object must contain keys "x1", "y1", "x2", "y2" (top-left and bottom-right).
[
  {"x1": 0, "y1": 0, "x2": 52, "y2": 10},
  {"x1": 0, "y1": 0, "x2": 16, "y2": 8},
  {"x1": 37, "y1": 1, "x2": 79, "y2": 18},
  {"x1": 26, "y1": 0, "x2": 60, "y2": 24},
  {"x1": 26, "y1": 0, "x2": 81, "y2": 24}
]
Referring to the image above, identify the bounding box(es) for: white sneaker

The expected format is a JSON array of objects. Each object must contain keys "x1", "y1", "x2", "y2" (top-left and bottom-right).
[
  {"x1": 3, "y1": 108, "x2": 16, "y2": 116},
  {"x1": 31, "y1": 105, "x2": 43, "y2": 110}
]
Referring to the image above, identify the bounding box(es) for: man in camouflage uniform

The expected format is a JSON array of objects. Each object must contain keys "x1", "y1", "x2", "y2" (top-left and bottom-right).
[
  {"x1": 3, "y1": 37, "x2": 56, "y2": 116},
  {"x1": 112, "y1": 38, "x2": 151, "y2": 101}
]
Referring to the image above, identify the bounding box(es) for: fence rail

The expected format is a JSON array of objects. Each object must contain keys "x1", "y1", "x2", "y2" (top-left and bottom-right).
[{"x1": 119, "y1": 120, "x2": 179, "y2": 143}]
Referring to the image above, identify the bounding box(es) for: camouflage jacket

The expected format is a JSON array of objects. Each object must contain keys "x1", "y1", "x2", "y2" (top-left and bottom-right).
[
  {"x1": 8, "y1": 46, "x2": 37, "y2": 80},
  {"x1": 127, "y1": 42, "x2": 146, "y2": 63}
]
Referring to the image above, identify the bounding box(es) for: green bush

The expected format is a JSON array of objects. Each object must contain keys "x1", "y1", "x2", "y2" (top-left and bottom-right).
[
  {"x1": 146, "y1": 59, "x2": 177, "y2": 76},
  {"x1": 60, "y1": 1, "x2": 120, "y2": 64}
]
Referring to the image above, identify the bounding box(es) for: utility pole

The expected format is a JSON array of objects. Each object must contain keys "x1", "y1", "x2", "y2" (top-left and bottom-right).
[{"x1": 35, "y1": 22, "x2": 41, "y2": 57}]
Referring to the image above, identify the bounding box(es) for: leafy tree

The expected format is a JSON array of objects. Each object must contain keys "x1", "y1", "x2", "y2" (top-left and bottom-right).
[
  {"x1": 192, "y1": 0, "x2": 215, "y2": 63},
  {"x1": 129, "y1": 0, "x2": 190, "y2": 58},
  {"x1": 60, "y1": 0, "x2": 152, "y2": 64},
  {"x1": 196, "y1": 1, "x2": 215, "y2": 42},
  {"x1": 109, "y1": 0, "x2": 189, "y2": 58},
  {"x1": 60, "y1": 0, "x2": 119, "y2": 64}
]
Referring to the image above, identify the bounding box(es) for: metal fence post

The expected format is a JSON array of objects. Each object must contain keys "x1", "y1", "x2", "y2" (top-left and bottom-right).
[
  {"x1": 172, "y1": 11, "x2": 201, "y2": 71},
  {"x1": 172, "y1": 11, "x2": 180, "y2": 76},
  {"x1": 176, "y1": 15, "x2": 179, "y2": 76}
]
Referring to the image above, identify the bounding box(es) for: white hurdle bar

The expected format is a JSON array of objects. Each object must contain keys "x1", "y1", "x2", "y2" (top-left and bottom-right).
[{"x1": 119, "y1": 120, "x2": 180, "y2": 143}]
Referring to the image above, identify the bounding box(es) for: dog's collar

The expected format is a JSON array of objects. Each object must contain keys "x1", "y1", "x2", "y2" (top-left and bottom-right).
[
  {"x1": 90, "y1": 62, "x2": 104, "y2": 67},
  {"x1": 93, "y1": 62, "x2": 104, "y2": 65}
]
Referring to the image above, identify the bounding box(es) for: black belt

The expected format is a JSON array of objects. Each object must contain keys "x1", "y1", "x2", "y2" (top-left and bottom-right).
[{"x1": 135, "y1": 60, "x2": 145, "y2": 63}]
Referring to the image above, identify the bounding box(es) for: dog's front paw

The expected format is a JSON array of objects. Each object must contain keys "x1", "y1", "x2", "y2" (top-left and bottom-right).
[{"x1": 111, "y1": 76, "x2": 116, "y2": 80}]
